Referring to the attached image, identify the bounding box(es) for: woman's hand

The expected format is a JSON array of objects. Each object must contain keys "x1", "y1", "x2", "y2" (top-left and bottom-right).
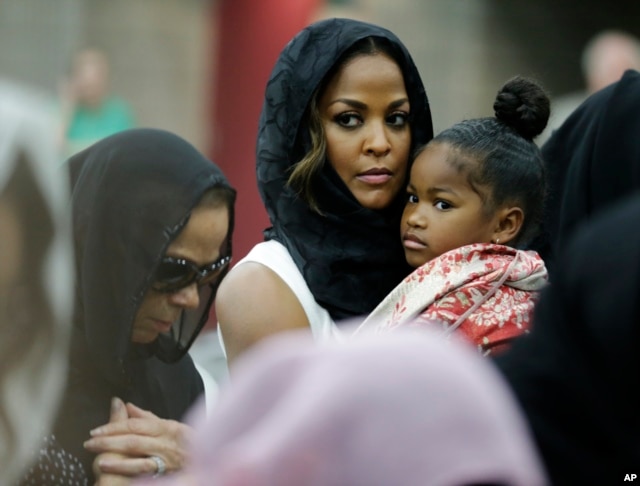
[
  {"x1": 85, "y1": 398, "x2": 192, "y2": 478},
  {"x1": 94, "y1": 454, "x2": 133, "y2": 486},
  {"x1": 92, "y1": 397, "x2": 133, "y2": 485}
]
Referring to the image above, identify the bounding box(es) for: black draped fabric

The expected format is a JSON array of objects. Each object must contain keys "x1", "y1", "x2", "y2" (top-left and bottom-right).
[
  {"x1": 494, "y1": 194, "x2": 640, "y2": 484},
  {"x1": 19, "y1": 435, "x2": 88, "y2": 485},
  {"x1": 531, "y1": 69, "x2": 640, "y2": 275},
  {"x1": 53, "y1": 128, "x2": 236, "y2": 480},
  {"x1": 257, "y1": 18, "x2": 433, "y2": 321}
]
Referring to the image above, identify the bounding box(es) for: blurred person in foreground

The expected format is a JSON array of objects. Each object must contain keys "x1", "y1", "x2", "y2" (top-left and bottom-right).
[
  {"x1": 495, "y1": 192, "x2": 640, "y2": 484},
  {"x1": 0, "y1": 79, "x2": 75, "y2": 483},
  {"x1": 497, "y1": 69, "x2": 640, "y2": 484},
  {"x1": 138, "y1": 328, "x2": 548, "y2": 486}
]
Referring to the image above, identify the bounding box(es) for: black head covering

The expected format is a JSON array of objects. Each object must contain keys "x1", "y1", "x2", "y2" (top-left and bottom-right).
[
  {"x1": 257, "y1": 18, "x2": 433, "y2": 321},
  {"x1": 494, "y1": 193, "x2": 640, "y2": 483},
  {"x1": 532, "y1": 69, "x2": 640, "y2": 274},
  {"x1": 55, "y1": 128, "x2": 236, "y2": 478}
]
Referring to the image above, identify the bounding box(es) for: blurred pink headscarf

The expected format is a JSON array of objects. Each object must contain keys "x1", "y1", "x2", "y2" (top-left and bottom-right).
[{"x1": 144, "y1": 327, "x2": 548, "y2": 486}]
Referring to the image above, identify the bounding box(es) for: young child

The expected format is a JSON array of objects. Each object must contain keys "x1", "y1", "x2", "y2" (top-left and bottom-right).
[{"x1": 356, "y1": 77, "x2": 550, "y2": 355}]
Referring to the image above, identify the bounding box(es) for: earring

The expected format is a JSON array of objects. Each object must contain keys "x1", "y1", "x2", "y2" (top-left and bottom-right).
[{"x1": 493, "y1": 238, "x2": 500, "y2": 245}]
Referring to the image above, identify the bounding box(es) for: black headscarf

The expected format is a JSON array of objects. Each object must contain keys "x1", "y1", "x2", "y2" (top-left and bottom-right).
[
  {"x1": 257, "y1": 18, "x2": 432, "y2": 321},
  {"x1": 531, "y1": 69, "x2": 640, "y2": 274},
  {"x1": 494, "y1": 193, "x2": 640, "y2": 484},
  {"x1": 54, "y1": 128, "x2": 236, "y2": 479}
]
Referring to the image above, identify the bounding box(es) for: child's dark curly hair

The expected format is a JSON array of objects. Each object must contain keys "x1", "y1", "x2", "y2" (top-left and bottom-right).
[{"x1": 413, "y1": 76, "x2": 550, "y2": 248}]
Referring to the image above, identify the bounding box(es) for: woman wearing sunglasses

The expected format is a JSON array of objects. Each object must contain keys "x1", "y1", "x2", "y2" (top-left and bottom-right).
[{"x1": 48, "y1": 128, "x2": 236, "y2": 483}]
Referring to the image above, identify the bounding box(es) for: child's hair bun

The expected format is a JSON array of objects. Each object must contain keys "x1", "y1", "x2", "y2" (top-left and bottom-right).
[{"x1": 493, "y1": 76, "x2": 550, "y2": 140}]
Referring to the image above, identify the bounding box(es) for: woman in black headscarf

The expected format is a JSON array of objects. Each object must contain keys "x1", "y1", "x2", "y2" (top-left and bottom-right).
[
  {"x1": 494, "y1": 192, "x2": 640, "y2": 484},
  {"x1": 531, "y1": 69, "x2": 640, "y2": 275},
  {"x1": 51, "y1": 128, "x2": 236, "y2": 482},
  {"x1": 216, "y1": 17, "x2": 432, "y2": 366}
]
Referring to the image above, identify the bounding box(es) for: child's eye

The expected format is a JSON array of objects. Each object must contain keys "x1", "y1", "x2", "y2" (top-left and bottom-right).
[
  {"x1": 434, "y1": 200, "x2": 452, "y2": 210},
  {"x1": 407, "y1": 193, "x2": 419, "y2": 204},
  {"x1": 387, "y1": 112, "x2": 409, "y2": 128},
  {"x1": 334, "y1": 113, "x2": 362, "y2": 128}
]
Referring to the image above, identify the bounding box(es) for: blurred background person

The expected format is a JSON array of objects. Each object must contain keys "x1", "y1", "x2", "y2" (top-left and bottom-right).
[
  {"x1": 0, "y1": 78, "x2": 75, "y2": 484},
  {"x1": 583, "y1": 29, "x2": 640, "y2": 93},
  {"x1": 538, "y1": 29, "x2": 640, "y2": 144},
  {"x1": 58, "y1": 47, "x2": 136, "y2": 160},
  {"x1": 531, "y1": 69, "x2": 640, "y2": 275}
]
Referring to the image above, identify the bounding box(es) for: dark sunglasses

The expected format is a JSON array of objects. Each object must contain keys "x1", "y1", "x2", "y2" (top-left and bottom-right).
[{"x1": 152, "y1": 255, "x2": 231, "y2": 293}]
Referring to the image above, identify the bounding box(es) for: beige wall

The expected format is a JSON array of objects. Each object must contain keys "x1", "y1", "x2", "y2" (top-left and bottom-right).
[
  {"x1": 78, "y1": 0, "x2": 212, "y2": 149},
  {"x1": 1, "y1": 0, "x2": 211, "y2": 151},
  {"x1": 2, "y1": 0, "x2": 638, "y2": 151},
  {"x1": 0, "y1": 0, "x2": 523, "y2": 152}
]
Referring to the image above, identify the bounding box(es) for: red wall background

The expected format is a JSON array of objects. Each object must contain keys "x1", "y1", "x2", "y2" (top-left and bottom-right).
[
  {"x1": 210, "y1": 0, "x2": 323, "y2": 262},
  {"x1": 207, "y1": 0, "x2": 322, "y2": 328}
]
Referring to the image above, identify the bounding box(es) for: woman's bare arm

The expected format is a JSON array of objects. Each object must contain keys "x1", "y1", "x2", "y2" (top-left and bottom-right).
[{"x1": 215, "y1": 262, "x2": 310, "y2": 367}]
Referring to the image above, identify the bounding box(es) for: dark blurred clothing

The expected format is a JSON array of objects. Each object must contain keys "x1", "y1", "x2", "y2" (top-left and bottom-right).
[
  {"x1": 531, "y1": 69, "x2": 640, "y2": 276},
  {"x1": 495, "y1": 193, "x2": 640, "y2": 484}
]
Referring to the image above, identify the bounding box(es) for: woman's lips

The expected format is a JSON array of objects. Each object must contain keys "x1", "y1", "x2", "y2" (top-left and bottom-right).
[
  {"x1": 357, "y1": 168, "x2": 392, "y2": 185},
  {"x1": 403, "y1": 233, "x2": 427, "y2": 250},
  {"x1": 152, "y1": 318, "x2": 174, "y2": 333}
]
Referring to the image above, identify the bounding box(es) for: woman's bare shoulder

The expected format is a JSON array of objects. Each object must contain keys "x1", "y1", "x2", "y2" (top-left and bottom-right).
[{"x1": 215, "y1": 261, "x2": 309, "y2": 364}]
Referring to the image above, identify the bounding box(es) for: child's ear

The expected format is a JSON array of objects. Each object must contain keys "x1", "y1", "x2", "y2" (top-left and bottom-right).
[{"x1": 492, "y1": 207, "x2": 524, "y2": 245}]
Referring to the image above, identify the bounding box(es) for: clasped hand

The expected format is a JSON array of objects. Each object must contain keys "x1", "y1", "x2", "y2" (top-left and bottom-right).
[{"x1": 84, "y1": 397, "x2": 192, "y2": 484}]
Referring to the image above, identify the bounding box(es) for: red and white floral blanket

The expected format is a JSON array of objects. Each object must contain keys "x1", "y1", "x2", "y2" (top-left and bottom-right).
[{"x1": 355, "y1": 243, "x2": 548, "y2": 355}]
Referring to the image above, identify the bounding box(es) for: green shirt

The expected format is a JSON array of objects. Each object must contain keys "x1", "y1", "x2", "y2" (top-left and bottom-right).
[{"x1": 64, "y1": 96, "x2": 135, "y2": 158}]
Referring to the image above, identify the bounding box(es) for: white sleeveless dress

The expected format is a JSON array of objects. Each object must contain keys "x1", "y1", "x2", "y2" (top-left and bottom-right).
[{"x1": 218, "y1": 240, "x2": 342, "y2": 356}]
